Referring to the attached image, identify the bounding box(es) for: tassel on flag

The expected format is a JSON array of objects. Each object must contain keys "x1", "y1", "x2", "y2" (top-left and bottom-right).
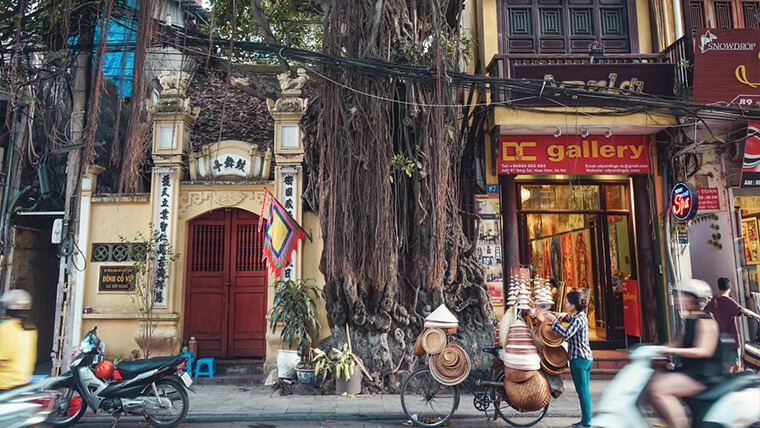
[{"x1": 263, "y1": 195, "x2": 305, "y2": 278}]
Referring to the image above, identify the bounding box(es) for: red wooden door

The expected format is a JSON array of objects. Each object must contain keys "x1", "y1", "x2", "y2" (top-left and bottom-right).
[{"x1": 184, "y1": 209, "x2": 267, "y2": 358}]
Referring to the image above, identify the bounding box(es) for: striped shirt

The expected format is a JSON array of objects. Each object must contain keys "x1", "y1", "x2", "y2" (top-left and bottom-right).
[{"x1": 551, "y1": 311, "x2": 593, "y2": 361}]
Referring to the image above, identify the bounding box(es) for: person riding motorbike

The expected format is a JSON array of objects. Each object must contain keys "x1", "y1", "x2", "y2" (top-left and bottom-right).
[
  {"x1": 0, "y1": 289, "x2": 37, "y2": 391},
  {"x1": 647, "y1": 279, "x2": 722, "y2": 428}
]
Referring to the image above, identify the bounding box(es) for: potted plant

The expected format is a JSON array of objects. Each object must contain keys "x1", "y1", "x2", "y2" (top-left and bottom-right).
[
  {"x1": 268, "y1": 278, "x2": 323, "y2": 380},
  {"x1": 296, "y1": 347, "x2": 331, "y2": 386},
  {"x1": 332, "y1": 343, "x2": 362, "y2": 395}
]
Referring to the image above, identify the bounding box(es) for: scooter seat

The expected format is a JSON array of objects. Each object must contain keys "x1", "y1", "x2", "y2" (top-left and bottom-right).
[
  {"x1": 687, "y1": 372, "x2": 760, "y2": 402},
  {"x1": 117, "y1": 356, "x2": 183, "y2": 376}
]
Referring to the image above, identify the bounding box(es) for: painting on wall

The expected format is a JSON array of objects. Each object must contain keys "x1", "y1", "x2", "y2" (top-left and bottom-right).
[
  {"x1": 561, "y1": 233, "x2": 576, "y2": 287},
  {"x1": 575, "y1": 231, "x2": 591, "y2": 288},
  {"x1": 608, "y1": 223, "x2": 620, "y2": 273},
  {"x1": 550, "y1": 236, "x2": 562, "y2": 281},
  {"x1": 744, "y1": 218, "x2": 760, "y2": 264}
]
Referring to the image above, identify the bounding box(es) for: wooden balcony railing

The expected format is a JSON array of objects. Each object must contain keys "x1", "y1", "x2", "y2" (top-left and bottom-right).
[{"x1": 662, "y1": 36, "x2": 693, "y2": 95}]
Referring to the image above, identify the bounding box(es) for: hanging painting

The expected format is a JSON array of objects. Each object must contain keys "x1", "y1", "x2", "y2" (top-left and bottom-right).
[
  {"x1": 550, "y1": 236, "x2": 562, "y2": 282},
  {"x1": 575, "y1": 231, "x2": 590, "y2": 288},
  {"x1": 561, "y1": 233, "x2": 576, "y2": 288}
]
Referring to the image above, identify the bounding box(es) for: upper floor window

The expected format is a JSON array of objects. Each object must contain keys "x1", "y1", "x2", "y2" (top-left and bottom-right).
[
  {"x1": 690, "y1": 1, "x2": 760, "y2": 30},
  {"x1": 498, "y1": 0, "x2": 633, "y2": 54}
]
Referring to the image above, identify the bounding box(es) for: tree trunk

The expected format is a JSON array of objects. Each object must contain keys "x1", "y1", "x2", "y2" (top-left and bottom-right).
[{"x1": 301, "y1": 0, "x2": 495, "y2": 393}]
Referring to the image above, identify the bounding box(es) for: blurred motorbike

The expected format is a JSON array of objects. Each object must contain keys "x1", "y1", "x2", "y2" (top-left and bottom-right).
[{"x1": 0, "y1": 377, "x2": 62, "y2": 428}]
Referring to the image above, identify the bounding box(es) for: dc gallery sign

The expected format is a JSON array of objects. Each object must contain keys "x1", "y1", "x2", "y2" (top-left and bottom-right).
[{"x1": 671, "y1": 182, "x2": 699, "y2": 221}]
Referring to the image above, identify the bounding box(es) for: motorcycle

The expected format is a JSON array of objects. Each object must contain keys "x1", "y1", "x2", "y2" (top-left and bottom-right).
[
  {"x1": 0, "y1": 378, "x2": 62, "y2": 428},
  {"x1": 593, "y1": 345, "x2": 760, "y2": 428},
  {"x1": 46, "y1": 326, "x2": 193, "y2": 427}
]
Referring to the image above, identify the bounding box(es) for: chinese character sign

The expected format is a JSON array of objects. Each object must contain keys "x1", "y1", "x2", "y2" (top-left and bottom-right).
[
  {"x1": 281, "y1": 171, "x2": 297, "y2": 280},
  {"x1": 153, "y1": 169, "x2": 174, "y2": 307},
  {"x1": 210, "y1": 154, "x2": 250, "y2": 178}
]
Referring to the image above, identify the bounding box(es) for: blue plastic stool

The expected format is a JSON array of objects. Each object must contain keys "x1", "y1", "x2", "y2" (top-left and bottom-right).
[
  {"x1": 180, "y1": 352, "x2": 195, "y2": 375},
  {"x1": 194, "y1": 357, "x2": 216, "y2": 378}
]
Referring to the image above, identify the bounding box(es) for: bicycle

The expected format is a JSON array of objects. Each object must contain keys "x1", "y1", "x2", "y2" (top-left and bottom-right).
[{"x1": 400, "y1": 345, "x2": 549, "y2": 428}]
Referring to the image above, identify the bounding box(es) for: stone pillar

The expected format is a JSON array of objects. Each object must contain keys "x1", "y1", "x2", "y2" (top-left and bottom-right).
[
  {"x1": 266, "y1": 68, "x2": 309, "y2": 281},
  {"x1": 144, "y1": 69, "x2": 199, "y2": 356},
  {"x1": 264, "y1": 69, "x2": 309, "y2": 372}
]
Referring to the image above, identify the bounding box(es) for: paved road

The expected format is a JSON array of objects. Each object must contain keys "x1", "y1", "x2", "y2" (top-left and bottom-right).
[{"x1": 74, "y1": 416, "x2": 594, "y2": 427}]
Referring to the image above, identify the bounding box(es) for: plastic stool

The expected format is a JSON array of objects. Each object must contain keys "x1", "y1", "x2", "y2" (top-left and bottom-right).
[
  {"x1": 180, "y1": 352, "x2": 195, "y2": 375},
  {"x1": 194, "y1": 357, "x2": 216, "y2": 378}
]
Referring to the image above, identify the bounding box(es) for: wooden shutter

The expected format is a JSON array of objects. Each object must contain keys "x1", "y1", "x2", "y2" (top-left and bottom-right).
[
  {"x1": 742, "y1": 1, "x2": 760, "y2": 28},
  {"x1": 690, "y1": 1, "x2": 707, "y2": 31},
  {"x1": 714, "y1": 1, "x2": 735, "y2": 27}
]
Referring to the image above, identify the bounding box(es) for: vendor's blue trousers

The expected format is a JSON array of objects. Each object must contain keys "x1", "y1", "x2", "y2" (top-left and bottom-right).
[{"x1": 570, "y1": 357, "x2": 593, "y2": 426}]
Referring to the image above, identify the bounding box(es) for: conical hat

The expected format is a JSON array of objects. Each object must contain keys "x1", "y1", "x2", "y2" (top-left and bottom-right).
[{"x1": 426, "y1": 305, "x2": 459, "y2": 325}]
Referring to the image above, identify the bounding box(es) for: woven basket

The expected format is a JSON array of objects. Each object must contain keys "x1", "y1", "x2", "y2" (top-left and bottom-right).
[
  {"x1": 543, "y1": 344, "x2": 568, "y2": 368},
  {"x1": 539, "y1": 322, "x2": 563, "y2": 347},
  {"x1": 540, "y1": 359, "x2": 565, "y2": 376},
  {"x1": 504, "y1": 367, "x2": 538, "y2": 383},
  {"x1": 413, "y1": 329, "x2": 427, "y2": 357},
  {"x1": 504, "y1": 371, "x2": 551, "y2": 412},
  {"x1": 531, "y1": 327, "x2": 546, "y2": 352}
]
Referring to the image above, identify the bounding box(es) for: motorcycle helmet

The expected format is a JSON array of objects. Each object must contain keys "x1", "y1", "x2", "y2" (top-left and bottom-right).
[
  {"x1": 0, "y1": 289, "x2": 32, "y2": 310},
  {"x1": 678, "y1": 278, "x2": 713, "y2": 299},
  {"x1": 94, "y1": 360, "x2": 114, "y2": 380}
]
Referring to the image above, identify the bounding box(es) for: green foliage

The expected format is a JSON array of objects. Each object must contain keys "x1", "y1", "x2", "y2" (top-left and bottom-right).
[
  {"x1": 389, "y1": 145, "x2": 425, "y2": 183},
  {"x1": 331, "y1": 343, "x2": 357, "y2": 380},
  {"x1": 207, "y1": 0, "x2": 322, "y2": 63},
  {"x1": 390, "y1": 27, "x2": 475, "y2": 69},
  {"x1": 268, "y1": 278, "x2": 324, "y2": 357},
  {"x1": 311, "y1": 348, "x2": 331, "y2": 376},
  {"x1": 693, "y1": 213, "x2": 723, "y2": 249}
]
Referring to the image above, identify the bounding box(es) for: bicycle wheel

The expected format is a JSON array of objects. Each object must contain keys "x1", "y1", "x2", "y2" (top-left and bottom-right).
[
  {"x1": 400, "y1": 367, "x2": 460, "y2": 428},
  {"x1": 490, "y1": 372, "x2": 549, "y2": 427}
]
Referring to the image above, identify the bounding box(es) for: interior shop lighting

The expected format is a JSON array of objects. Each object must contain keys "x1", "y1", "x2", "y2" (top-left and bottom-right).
[
  {"x1": 580, "y1": 128, "x2": 589, "y2": 137},
  {"x1": 553, "y1": 127, "x2": 562, "y2": 138},
  {"x1": 521, "y1": 187, "x2": 531, "y2": 202},
  {"x1": 604, "y1": 128, "x2": 612, "y2": 138}
]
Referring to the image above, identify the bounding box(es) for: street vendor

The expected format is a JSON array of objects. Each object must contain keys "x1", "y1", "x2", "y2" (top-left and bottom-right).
[{"x1": 544, "y1": 291, "x2": 593, "y2": 428}]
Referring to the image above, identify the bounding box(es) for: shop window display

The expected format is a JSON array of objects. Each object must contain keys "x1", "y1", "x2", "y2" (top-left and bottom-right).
[{"x1": 520, "y1": 183, "x2": 634, "y2": 343}]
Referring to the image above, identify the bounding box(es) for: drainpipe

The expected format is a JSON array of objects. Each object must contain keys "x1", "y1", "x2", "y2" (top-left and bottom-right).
[
  {"x1": 672, "y1": 0, "x2": 684, "y2": 39},
  {"x1": 71, "y1": 167, "x2": 99, "y2": 345},
  {"x1": 662, "y1": 162, "x2": 677, "y2": 342}
]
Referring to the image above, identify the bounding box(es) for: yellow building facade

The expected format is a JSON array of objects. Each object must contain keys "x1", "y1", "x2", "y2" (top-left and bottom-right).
[{"x1": 73, "y1": 71, "x2": 327, "y2": 370}]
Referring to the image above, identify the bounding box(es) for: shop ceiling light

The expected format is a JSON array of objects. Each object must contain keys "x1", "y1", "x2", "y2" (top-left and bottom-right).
[
  {"x1": 521, "y1": 187, "x2": 531, "y2": 202},
  {"x1": 580, "y1": 128, "x2": 589, "y2": 137},
  {"x1": 553, "y1": 127, "x2": 561, "y2": 138}
]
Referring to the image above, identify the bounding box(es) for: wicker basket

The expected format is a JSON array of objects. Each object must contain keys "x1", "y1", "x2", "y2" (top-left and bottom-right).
[
  {"x1": 539, "y1": 322, "x2": 563, "y2": 347},
  {"x1": 540, "y1": 359, "x2": 565, "y2": 376},
  {"x1": 504, "y1": 370, "x2": 551, "y2": 412},
  {"x1": 543, "y1": 344, "x2": 568, "y2": 368},
  {"x1": 504, "y1": 367, "x2": 538, "y2": 383},
  {"x1": 413, "y1": 329, "x2": 427, "y2": 357}
]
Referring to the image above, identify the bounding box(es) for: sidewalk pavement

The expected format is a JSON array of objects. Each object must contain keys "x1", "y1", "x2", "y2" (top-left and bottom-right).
[{"x1": 85, "y1": 379, "x2": 615, "y2": 424}]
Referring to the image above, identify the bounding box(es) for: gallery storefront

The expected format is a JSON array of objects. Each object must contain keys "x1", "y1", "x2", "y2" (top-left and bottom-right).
[{"x1": 496, "y1": 134, "x2": 660, "y2": 347}]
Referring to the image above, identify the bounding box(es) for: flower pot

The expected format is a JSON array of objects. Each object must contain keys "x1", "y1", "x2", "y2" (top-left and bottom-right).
[
  {"x1": 335, "y1": 368, "x2": 362, "y2": 395},
  {"x1": 277, "y1": 350, "x2": 300, "y2": 379},
  {"x1": 296, "y1": 367, "x2": 326, "y2": 387}
]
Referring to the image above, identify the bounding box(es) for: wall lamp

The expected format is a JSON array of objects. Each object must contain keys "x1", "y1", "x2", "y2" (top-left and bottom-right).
[
  {"x1": 604, "y1": 128, "x2": 612, "y2": 138},
  {"x1": 580, "y1": 128, "x2": 589, "y2": 137},
  {"x1": 554, "y1": 127, "x2": 562, "y2": 138}
]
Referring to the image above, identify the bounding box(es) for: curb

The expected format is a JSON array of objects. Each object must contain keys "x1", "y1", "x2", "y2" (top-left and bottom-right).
[{"x1": 83, "y1": 410, "x2": 588, "y2": 424}]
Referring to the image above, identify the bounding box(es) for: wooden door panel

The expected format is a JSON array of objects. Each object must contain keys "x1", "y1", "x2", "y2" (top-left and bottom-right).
[
  {"x1": 228, "y1": 211, "x2": 267, "y2": 358},
  {"x1": 184, "y1": 215, "x2": 228, "y2": 358}
]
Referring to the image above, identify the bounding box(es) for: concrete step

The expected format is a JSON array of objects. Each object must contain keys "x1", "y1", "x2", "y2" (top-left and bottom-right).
[{"x1": 191, "y1": 358, "x2": 265, "y2": 385}]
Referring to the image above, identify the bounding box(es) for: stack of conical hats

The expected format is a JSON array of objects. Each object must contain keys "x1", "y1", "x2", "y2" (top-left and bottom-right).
[
  {"x1": 424, "y1": 304, "x2": 459, "y2": 330},
  {"x1": 506, "y1": 269, "x2": 518, "y2": 308},
  {"x1": 533, "y1": 278, "x2": 554, "y2": 310},
  {"x1": 516, "y1": 279, "x2": 532, "y2": 310},
  {"x1": 502, "y1": 320, "x2": 541, "y2": 371}
]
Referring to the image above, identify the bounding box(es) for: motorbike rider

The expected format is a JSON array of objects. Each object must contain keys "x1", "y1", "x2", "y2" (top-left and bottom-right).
[
  {"x1": 0, "y1": 289, "x2": 37, "y2": 391},
  {"x1": 648, "y1": 279, "x2": 722, "y2": 428},
  {"x1": 704, "y1": 277, "x2": 760, "y2": 372}
]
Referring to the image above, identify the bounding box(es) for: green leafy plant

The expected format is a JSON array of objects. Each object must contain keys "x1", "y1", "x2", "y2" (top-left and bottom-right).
[
  {"x1": 268, "y1": 278, "x2": 324, "y2": 363},
  {"x1": 693, "y1": 213, "x2": 723, "y2": 249},
  {"x1": 331, "y1": 343, "x2": 358, "y2": 380},
  {"x1": 311, "y1": 348, "x2": 331, "y2": 376}
]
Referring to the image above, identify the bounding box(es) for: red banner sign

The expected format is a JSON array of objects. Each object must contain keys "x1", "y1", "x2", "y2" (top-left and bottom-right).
[
  {"x1": 497, "y1": 136, "x2": 651, "y2": 175},
  {"x1": 697, "y1": 188, "x2": 720, "y2": 210},
  {"x1": 742, "y1": 122, "x2": 760, "y2": 187},
  {"x1": 693, "y1": 29, "x2": 760, "y2": 108},
  {"x1": 622, "y1": 279, "x2": 641, "y2": 337}
]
